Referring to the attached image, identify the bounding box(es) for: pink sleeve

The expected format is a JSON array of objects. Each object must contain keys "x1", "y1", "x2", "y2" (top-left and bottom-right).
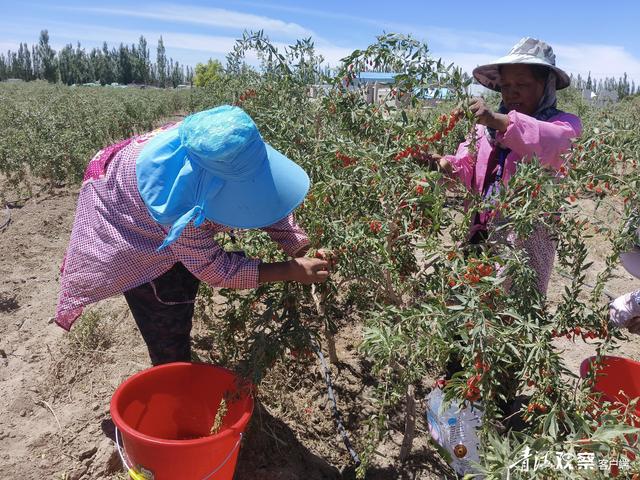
[
  {"x1": 497, "y1": 111, "x2": 582, "y2": 170},
  {"x1": 172, "y1": 224, "x2": 260, "y2": 289},
  {"x1": 261, "y1": 213, "x2": 310, "y2": 257},
  {"x1": 444, "y1": 139, "x2": 476, "y2": 190}
]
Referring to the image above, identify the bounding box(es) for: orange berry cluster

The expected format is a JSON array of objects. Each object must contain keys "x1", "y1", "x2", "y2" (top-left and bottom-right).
[
  {"x1": 584, "y1": 178, "x2": 614, "y2": 195},
  {"x1": 531, "y1": 183, "x2": 542, "y2": 198},
  {"x1": 238, "y1": 89, "x2": 257, "y2": 102},
  {"x1": 394, "y1": 110, "x2": 462, "y2": 161},
  {"x1": 463, "y1": 260, "x2": 493, "y2": 284},
  {"x1": 474, "y1": 356, "x2": 489, "y2": 373},
  {"x1": 527, "y1": 402, "x2": 549, "y2": 414},
  {"x1": 551, "y1": 326, "x2": 606, "y2": 340},
  {"x1": 335, "y1": 151, "x2": 356, "y2": 167},
  {"x1": 369, "y1": 220, "x2": 382, "y2": 233},
  {"x1": 465, "y1": 374, "x2": 481, "y2": 401}
]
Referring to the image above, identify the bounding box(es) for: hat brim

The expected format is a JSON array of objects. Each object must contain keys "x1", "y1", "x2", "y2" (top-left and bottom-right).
[
  {"x1": 203, "y1": 144, "x2": 309, "y2": 229},
  {"x1": 472, "y1": 54, "x2": 571, "y2": 92},
  {"x1": 137, "y1": 126, "x2": 309, "y2": 231},
  {"x1": 620, "y1": 248, "x2": 640, "y2": 280}
]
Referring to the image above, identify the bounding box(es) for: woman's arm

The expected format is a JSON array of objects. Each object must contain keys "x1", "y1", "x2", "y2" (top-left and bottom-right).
[
  {"x1": 258, "y1": 257, "x2": 329, "y2": 284},
  {"x1": 468, "y1": 97, "x2": 582, "y2": 170},
  {"x1": 260, "y1": 213, "x2": 310, "y2": 257},
  {"x1": 439, "y1": 129, "x2": 486, "y2": 191},
  {"x1": 496, "y1": 111, "x2": 583, "y2": 169},
  {"x1": 174, "y1": 218, "x2": 327, "y2": 288},
  {"x1": 610, "y1": 291, "x2": 640, "y2": 334}
]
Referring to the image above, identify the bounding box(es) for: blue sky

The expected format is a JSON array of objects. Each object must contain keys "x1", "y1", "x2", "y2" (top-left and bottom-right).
[{"x1": 2, "y1": 0, "x2": 640, "y2": 82}]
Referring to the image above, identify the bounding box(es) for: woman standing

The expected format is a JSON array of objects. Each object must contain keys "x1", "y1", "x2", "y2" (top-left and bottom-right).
[
  {"x1": 434, "y1": 37, "x2": 583, "y2": 294},
  {"x1": 429, "y1": 38, "x2": 583, "y2": 428}
]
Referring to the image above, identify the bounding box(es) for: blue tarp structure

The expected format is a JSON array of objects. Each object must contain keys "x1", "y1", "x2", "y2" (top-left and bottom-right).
[
  {"x1": 356, "y1": 72, "x2": 398, "y2": 83},
  {"x1": 355, "y1": 72, "x2": 452, "y2": 99}
]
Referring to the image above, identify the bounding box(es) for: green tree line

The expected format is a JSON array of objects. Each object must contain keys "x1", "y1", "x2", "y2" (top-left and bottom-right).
[
  {"x1": 0, "y1": 30, "x2": 194, "y2": 87},
  {"x1": 570, "y1": 71, "x2": 638, "y2": 99}
]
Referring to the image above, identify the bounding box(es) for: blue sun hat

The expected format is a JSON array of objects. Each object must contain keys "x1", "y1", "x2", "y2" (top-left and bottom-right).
[{"x1": 136, "y1": 105, "x2": 310, "y2": 250}]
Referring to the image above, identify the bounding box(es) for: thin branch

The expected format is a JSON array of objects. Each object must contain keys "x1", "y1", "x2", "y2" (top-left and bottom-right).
[
  {"x1": 36, "y1": 399, "x2": 62, "y2": 436},
  {"x1": 0, "y1": 206, "x2": 11, "y2": 231}
]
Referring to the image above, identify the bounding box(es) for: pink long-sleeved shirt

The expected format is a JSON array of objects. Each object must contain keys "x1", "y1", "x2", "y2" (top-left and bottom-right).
[
  {"x1": 445, "y1": 110, "x2": 582, "y2": 294},
  {"x1": 55, "y1": 125, "x2": 310, "y2": 331},
  {"x1": 446, "y1": 110, "x2": 582, "y2": 194}
]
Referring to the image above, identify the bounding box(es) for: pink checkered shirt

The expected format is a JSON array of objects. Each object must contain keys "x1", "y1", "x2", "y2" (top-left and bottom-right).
[{"x1": 55, "y1": 124, "x2": 310, "y2": 330}]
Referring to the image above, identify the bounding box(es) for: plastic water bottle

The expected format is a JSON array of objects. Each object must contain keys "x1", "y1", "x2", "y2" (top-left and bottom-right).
[{"x1": 425, "y1": 387, "x2": 483, "y2": 478}]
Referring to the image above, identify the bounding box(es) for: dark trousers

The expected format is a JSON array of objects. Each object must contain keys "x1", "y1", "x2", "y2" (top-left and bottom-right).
[{"x1": 124, "y1": 263, "x2": 200, "y2": 365}]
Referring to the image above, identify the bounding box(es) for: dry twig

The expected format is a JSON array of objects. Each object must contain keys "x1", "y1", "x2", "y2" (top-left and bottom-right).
[{"x1": 36, "y1": 399, "x2": 63, "y2": 436}]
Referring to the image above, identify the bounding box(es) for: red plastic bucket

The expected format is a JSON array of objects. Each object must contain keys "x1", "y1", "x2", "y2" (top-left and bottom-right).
[
  {"x1": 580, "y1": 356, "x2": 640, "y2": 475},
  {"x1": 110, "y1": 362, "x2": 254, "y2": 480},
  {"x1": 580, "y1": 355, "x2": 640, "y2": 408}
]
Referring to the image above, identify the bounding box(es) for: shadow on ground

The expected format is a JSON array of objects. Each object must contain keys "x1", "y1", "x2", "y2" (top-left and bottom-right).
[{"x1": 235, "y1": 401, "x2": 342, "y2": 479}]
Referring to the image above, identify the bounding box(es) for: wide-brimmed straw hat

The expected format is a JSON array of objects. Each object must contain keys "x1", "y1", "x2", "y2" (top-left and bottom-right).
[
  {"x1": 472, "y1": 37, "x2": 571, "y2": 91},
  {"x1": 136, "y1": 105, "x2": 309, "y2": 250}
]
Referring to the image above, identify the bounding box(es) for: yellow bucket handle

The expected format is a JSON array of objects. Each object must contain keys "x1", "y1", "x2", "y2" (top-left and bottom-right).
[
  {"x1": 115, "y1": 426, "x2": 243, "y2": 480},
  {"x1": 128, "y1": 468, "x2": 149, "y2": 480}
]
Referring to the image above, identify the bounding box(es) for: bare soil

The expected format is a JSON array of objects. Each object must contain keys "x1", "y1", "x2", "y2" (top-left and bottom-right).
[{"x1": 1, "y1": 180, "x2": 639, "y2": 480}]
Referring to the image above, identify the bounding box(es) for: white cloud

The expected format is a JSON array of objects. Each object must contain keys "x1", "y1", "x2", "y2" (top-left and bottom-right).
[
  {"x1": 2, "y1": 21, "x2": 352, "y2": 68},
  {"x1": 59, "y1": 5, "x2": 315, "y2": 40},
  {"x1": 312, "y1": 43, "x2": 353, "y2": 66},
  {"x1": 53, "y1": 6, "x2": 515, "y2": 69},
  {"x1": 234, "y1": 2, "x2": 383, "y2": 27},
  {"x1": 3, "y1": 13, "x2": 639, "y2": 84},
  {"x1": 23, "y1": 22, "x2": 239, "y2": 54},
  {"x1": 555, "y1": 43, "x2": 640, "y2": 83},
  {"x1": 434, "y1": 51, "x2": 499, "y2": 76},
  {"x1": 260, "y1": 15, "x2": 640, "y2": 84},
  {"x1": 237, "y1": 1, "x2": 513, "y2": 54},
  {"x1": 244, "y1": 3, "x2": 639, "y2": 82},
  {"x1": 403, "y1": 26, "x2": 516, "y2": 54},
  {"x1": 424, "y1": 34, "x2": 640, "y2": 84},
  {"x1": 230, "y1": 8, "x2": 517, "y2": 55},
  {"x1": 158, "y1": 33, "x2": 239, "y2": 55}
]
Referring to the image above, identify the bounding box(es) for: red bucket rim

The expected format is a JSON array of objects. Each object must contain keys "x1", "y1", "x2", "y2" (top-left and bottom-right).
[
  {"x1": 579, "y1": 355, "x2": 636, "y2": 378},
  {"x1": 110, "y1": 362, "x2": 254, "y2": 446}
]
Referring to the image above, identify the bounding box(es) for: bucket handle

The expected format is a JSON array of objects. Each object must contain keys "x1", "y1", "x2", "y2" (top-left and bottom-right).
[{"x1": 115, "y1": 426, "x2": 243, "y2": 480}]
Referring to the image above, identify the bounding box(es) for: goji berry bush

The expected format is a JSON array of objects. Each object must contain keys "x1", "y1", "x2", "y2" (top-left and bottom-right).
[{"x1": 192, "y1": 33, "x2": 640, "y2": 479}]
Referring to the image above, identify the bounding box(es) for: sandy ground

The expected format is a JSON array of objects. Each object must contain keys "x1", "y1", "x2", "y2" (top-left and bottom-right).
[{"x1": 1, "y1": 182, "x2": 639, "y2": 480}]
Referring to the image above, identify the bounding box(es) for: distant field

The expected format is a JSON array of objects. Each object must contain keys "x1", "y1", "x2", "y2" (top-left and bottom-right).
[{"x1": 0, "y1": 81, "x2": 191, "y2": 188}]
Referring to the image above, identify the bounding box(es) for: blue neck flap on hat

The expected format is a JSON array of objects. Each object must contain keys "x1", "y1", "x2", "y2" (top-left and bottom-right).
[
  {"x1": 136, "y1": 126, "x2": 225, "y2": 251},
  {"x1": 136, "y1": 106, "x2": 269, "y2": 251}
]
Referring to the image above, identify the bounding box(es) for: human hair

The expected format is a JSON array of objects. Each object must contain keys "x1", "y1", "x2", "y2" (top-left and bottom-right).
[{"x1": 529, "y1": 64, "x2": 551, "y2": 82}]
